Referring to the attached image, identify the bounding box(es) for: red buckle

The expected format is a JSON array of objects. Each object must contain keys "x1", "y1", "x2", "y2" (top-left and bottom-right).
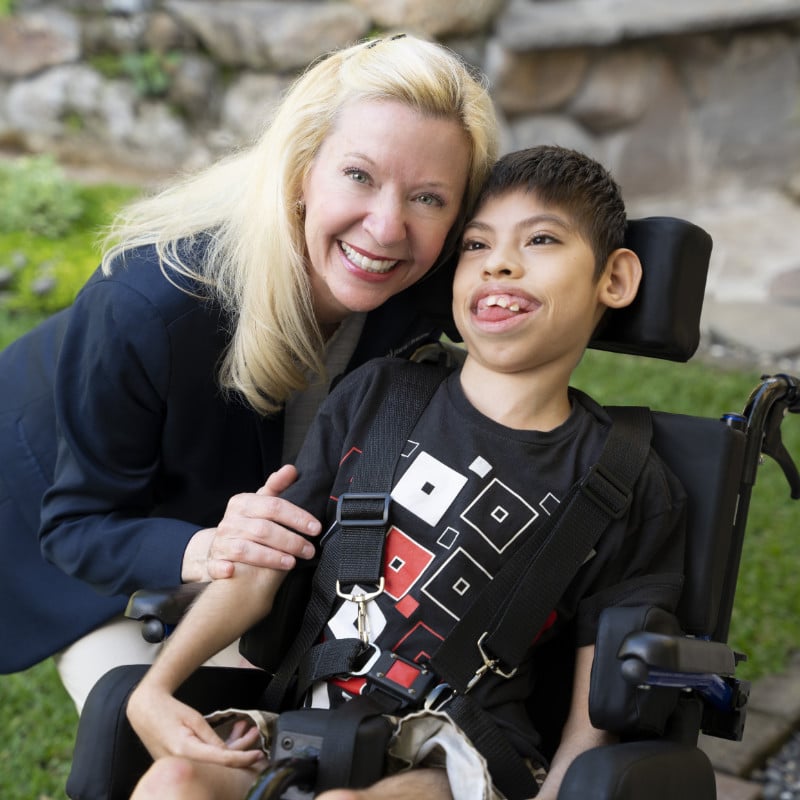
[{"x1": 365, "y1": 651, "x2": 438, "y2": 709}]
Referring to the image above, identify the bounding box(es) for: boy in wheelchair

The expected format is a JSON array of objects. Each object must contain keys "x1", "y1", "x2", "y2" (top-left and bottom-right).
[{"x1": 125, "y1": 145, "x2": 687, "y2": 800}]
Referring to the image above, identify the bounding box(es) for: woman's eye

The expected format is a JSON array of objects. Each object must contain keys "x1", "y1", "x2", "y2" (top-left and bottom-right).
[
  {"x1": 416, "y1": 193, "x2": 444, "y2": 207},
  {"x1": 344, "y1": 168, "x2": 370, "y2": 184},
  {"x1": 461, "y1": 239, "x2": 486, "y2": 252}
]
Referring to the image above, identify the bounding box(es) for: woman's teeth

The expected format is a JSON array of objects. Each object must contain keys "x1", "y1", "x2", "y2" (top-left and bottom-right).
[{"x1": 341, "y1": 242, "x2": 398, "y2": 273}]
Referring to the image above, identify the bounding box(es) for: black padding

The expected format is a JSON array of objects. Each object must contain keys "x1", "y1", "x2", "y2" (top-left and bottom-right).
[
  {"x1": 650, "y1": 412, "x2": 746, "y2": 638},
  {"x1": 590, "y1": 217, "x2": 713, "y2": 362},
  {"x1": 557, "y1": 741, "x2": 717, "y2": 800},
  {"x1": 67, "y1": 665, "x2": 270, "y2": 800},
  {"x1": 590, "y1": 606, "x2": 682, "y2": 735}
]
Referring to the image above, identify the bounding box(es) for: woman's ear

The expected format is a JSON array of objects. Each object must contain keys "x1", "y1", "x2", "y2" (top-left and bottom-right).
[{"x1": 599, "y1": 248, "x2": 642, "y2": 310}]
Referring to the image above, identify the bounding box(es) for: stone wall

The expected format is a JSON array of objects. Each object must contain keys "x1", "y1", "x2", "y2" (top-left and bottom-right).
[{"x1": 1, "y1": 0, "x2": 800, "y2": 202}]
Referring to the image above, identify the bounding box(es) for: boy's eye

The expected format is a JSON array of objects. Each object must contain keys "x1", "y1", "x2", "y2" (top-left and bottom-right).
[
  {"x1": 461, "y1": 238, "x2": 486, "y2": 252},
  {"x1": 529, "y1": 234, "x2": 558, "y2": 245}
]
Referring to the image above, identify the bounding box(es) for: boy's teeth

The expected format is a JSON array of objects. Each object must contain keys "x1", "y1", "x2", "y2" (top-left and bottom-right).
[
  {"x1": 485, "y1": 294, "x2": 522, "y2": 313},
  {"x1": 341, "y1": 242, "x2": 398, "y2": 273}
]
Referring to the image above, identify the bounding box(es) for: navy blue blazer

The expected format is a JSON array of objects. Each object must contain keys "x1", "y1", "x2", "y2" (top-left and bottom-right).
[{"x1": 0, "y1": 243, "x2": 453, "y2": 672}]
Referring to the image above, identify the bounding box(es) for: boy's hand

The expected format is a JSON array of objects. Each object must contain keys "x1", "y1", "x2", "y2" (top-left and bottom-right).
[
  {"x1": 182, "y1": 465, "x2": 322, "y2": 582},
  {"x1": 127, "y1": 682, "x2": 265, "y2": 769}
]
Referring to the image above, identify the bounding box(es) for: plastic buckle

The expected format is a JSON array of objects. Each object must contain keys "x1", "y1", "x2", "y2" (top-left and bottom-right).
[
  {"x1": 580, "y1": 464, "x2": 632, "y2": 519},
  {"x1": 424, "y1": 683, "x2": 455, "y2": 711},
  {"x1": 365, "y1": 651, "x2": 439, "y2": 709},
  {"x1": 336, "y1": 492, "x2": 391, "y2": 528},
  {"x1": 349, "y1": 643, "x2": 382, "y2": 677}
]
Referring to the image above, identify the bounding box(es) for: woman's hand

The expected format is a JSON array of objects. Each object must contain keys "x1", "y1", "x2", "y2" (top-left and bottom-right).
[
  {"x1": 127, "y1": 681, "x2": 265, "y2": 769},
  {"x1": 181, "y1": 465, "x2": 321, "y2": 582}
]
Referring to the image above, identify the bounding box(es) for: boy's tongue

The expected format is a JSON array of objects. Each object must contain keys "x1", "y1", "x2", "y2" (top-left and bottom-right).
[{"x1": 475, "y1": 293, "x2": 528, "y2": 322}]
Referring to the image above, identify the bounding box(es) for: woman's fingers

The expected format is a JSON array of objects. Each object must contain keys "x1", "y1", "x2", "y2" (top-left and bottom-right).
[{"x1": 206, "y1": 466, "x2": 321, "y2": 576}]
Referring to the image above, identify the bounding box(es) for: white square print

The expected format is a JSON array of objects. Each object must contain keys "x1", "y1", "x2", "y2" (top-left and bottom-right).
[{"x1": 391, "y1": 451, "x2": 468, "y2": 526}]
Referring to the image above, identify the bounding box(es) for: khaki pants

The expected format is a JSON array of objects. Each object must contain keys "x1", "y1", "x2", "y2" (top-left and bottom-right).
[
  {"x1": 54, "y1": 613, "x2": 248, "y2": 713},
  {"x1": 207, "y1": 706, "x2": 547, "y2": 800}
]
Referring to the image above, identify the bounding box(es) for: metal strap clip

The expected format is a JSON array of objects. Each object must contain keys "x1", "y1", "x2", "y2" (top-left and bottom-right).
[
  {"x1": 336, "y1": 579, "x2": 385, "y2": 645},
  {"x1": 466, "y1": 632, "x2": 519, "y2": 692}
]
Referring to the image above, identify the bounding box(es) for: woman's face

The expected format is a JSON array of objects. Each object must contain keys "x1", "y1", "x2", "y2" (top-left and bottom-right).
[{"x1": 301, "y1": 98, "x2": 471, "y2": 326}]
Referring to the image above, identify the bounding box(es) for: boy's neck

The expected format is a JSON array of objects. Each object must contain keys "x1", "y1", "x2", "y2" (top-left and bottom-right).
[{"x1": 458, "y1": 357, "x2": 573, "y2": 432}]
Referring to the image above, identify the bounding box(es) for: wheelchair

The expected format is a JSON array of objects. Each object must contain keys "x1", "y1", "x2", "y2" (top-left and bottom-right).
[{"x1": 66, "y1": 216, "x2": 800, "y2": 800}]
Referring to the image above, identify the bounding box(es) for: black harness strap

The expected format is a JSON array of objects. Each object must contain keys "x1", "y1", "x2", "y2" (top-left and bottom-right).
[
  {"x1": 261, "y1": 361, "x2": 449, "y2": 711},
  {"x1": 432, "y1": 406, "x2": 653, "y2": 692}
]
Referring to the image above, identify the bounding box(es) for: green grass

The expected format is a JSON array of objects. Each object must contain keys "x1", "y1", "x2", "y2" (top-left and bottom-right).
[{"x1": 0, "y1": 660, "x2": 75, "y2": 800}]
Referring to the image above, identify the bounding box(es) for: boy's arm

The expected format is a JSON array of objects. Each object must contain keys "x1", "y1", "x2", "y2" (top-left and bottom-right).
[
  {"x1": 127, "y1": 557, "x2": 287, "y2": 768},
  {"x1": 534, "y1": 645, "x2": 614, "y2": 800}
]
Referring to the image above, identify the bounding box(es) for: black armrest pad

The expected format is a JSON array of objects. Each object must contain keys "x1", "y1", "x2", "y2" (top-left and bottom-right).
[
  {"x1": 558, "y1": 741, "x2": 715, "y2": 800},
  {"x1": 618, "y1": 631, "x2": 737, "y2": 683},
  {"x1": 590, "y1": 605, "x2": 682, "y2": 735}
]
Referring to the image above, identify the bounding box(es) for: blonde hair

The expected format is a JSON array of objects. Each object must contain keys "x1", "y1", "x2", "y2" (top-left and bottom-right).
[{"x1": 101, "y1": 34, "x2": 499, "y2": 414}]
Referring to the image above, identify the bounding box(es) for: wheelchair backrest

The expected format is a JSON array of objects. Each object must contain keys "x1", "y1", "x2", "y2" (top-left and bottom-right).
[
  {"x1": 651, "y1": 412, "x2": 746, "y2": 641},
  {"x1": 592, "y1": 217, "x2": 748, "y2": 642}
]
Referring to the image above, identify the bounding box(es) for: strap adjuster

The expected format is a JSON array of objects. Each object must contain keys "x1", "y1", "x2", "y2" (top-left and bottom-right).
[
  {"x1": 336, "y1": 492, "x2": 391, "y2": 528},
  {"x1": 580, "y1": 463, "x2": 632, "y2": 519}
]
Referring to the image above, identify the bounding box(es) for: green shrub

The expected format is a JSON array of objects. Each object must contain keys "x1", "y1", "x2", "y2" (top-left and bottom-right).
[
  {"x1": 0, "y1": 156, "x2": 86, "y2": 239},
  {"x1": 90, "y1": 50, "x2": 182, "y2": 97},
  {"x1": 0, "y1": 178, "x2": 140, "y2": 316}
]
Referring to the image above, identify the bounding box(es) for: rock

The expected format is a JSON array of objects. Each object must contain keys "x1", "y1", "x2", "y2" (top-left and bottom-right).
[
  {"x1": 349, "y1": 0, "x2": 505, "y2": 37},
  {"x1": 486, "y1": 40, "x2": 589, "y2": 115},
  {"x1": 0, "y1": 8, "x2": 81, "y2": 79},
  {"x1": 164, "y1": 1, "x2": 371, "y2": 71},
  {"x1": 568, "y1": 48, "x2": 654, "y2": 134},
  {"x1": 609, "y1": 56, "x2": 694, "y2": 198},
  {"x1": 219, "y1": 72, "x2": 292, "y2": 143}
]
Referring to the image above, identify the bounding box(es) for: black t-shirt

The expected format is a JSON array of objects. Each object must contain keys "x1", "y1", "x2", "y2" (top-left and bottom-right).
[{"x1": 282, "y1": 358, "x2": 686, "y2": 761}]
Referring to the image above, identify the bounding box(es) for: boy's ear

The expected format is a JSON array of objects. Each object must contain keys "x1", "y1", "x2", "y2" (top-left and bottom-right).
[{"x1": 598, "y1": 248, "x2": 642, "y2": 310}]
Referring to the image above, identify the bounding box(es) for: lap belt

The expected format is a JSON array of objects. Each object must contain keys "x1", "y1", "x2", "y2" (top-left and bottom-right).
[{"x1": 261, "y1": 362, "x2": 653, "y2": 799}]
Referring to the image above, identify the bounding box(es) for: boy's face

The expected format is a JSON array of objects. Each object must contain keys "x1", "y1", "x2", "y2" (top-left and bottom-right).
[{"x1": 453, "y1": 189, "x2": 607, "y2": 378}]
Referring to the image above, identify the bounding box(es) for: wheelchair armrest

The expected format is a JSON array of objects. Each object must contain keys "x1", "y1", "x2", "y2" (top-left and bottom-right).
[
  {"x1": 591, "y1": 605, "x2": 749, "y2": 741},
  {"x1": 124, "y1": 583, "x2": 208, "y2": 642},
  {"x1": 590, "y1": 605, "x2": 685, "y2": 736},
  {"x1": 618, "y1": 631, "x2": 737, "y2": 684},
  {"x1": 557, "y1": 740, "x2": 716, "y2": 800}
]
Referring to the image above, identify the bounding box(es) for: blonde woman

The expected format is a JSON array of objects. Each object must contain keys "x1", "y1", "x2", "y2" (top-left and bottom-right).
[{"x1": 0, "y1": 33, "x2": 498, "y2": 711}]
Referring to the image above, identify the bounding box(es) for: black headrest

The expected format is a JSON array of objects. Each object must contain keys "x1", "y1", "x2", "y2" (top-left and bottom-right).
[{"x1": 589, "y1": 217, "x2": 713, "y2": 362}]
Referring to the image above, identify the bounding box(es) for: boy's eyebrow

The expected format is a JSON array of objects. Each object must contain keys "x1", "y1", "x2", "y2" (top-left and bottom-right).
[{"x1": 465, "y1": 213, "x2": 572, "y2": 233}]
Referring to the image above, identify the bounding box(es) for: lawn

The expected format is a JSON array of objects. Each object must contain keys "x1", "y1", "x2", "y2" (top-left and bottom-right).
[{"x1": 0, "y1": 163, "x2": 798, "y2": 799}]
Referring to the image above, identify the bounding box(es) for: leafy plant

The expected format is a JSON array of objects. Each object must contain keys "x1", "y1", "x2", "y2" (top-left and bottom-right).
[
  {"x1": 0, "y1": 175, "x2": 140, "y2": 316},
  {"x1": 0, "y1": 156, "x2": 85, "y2": 239},
  {"x1": 90, "y1": 50, "x2": 182, "y2": 97},
  {"x1": 123, "y1": 50, "x2": 182, "y2": 97}
]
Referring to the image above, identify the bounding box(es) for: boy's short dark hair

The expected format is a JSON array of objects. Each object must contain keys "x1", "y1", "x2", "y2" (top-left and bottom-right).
[{"x1": 475, "y1": 145, "x2": 627, "y2": 278}]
